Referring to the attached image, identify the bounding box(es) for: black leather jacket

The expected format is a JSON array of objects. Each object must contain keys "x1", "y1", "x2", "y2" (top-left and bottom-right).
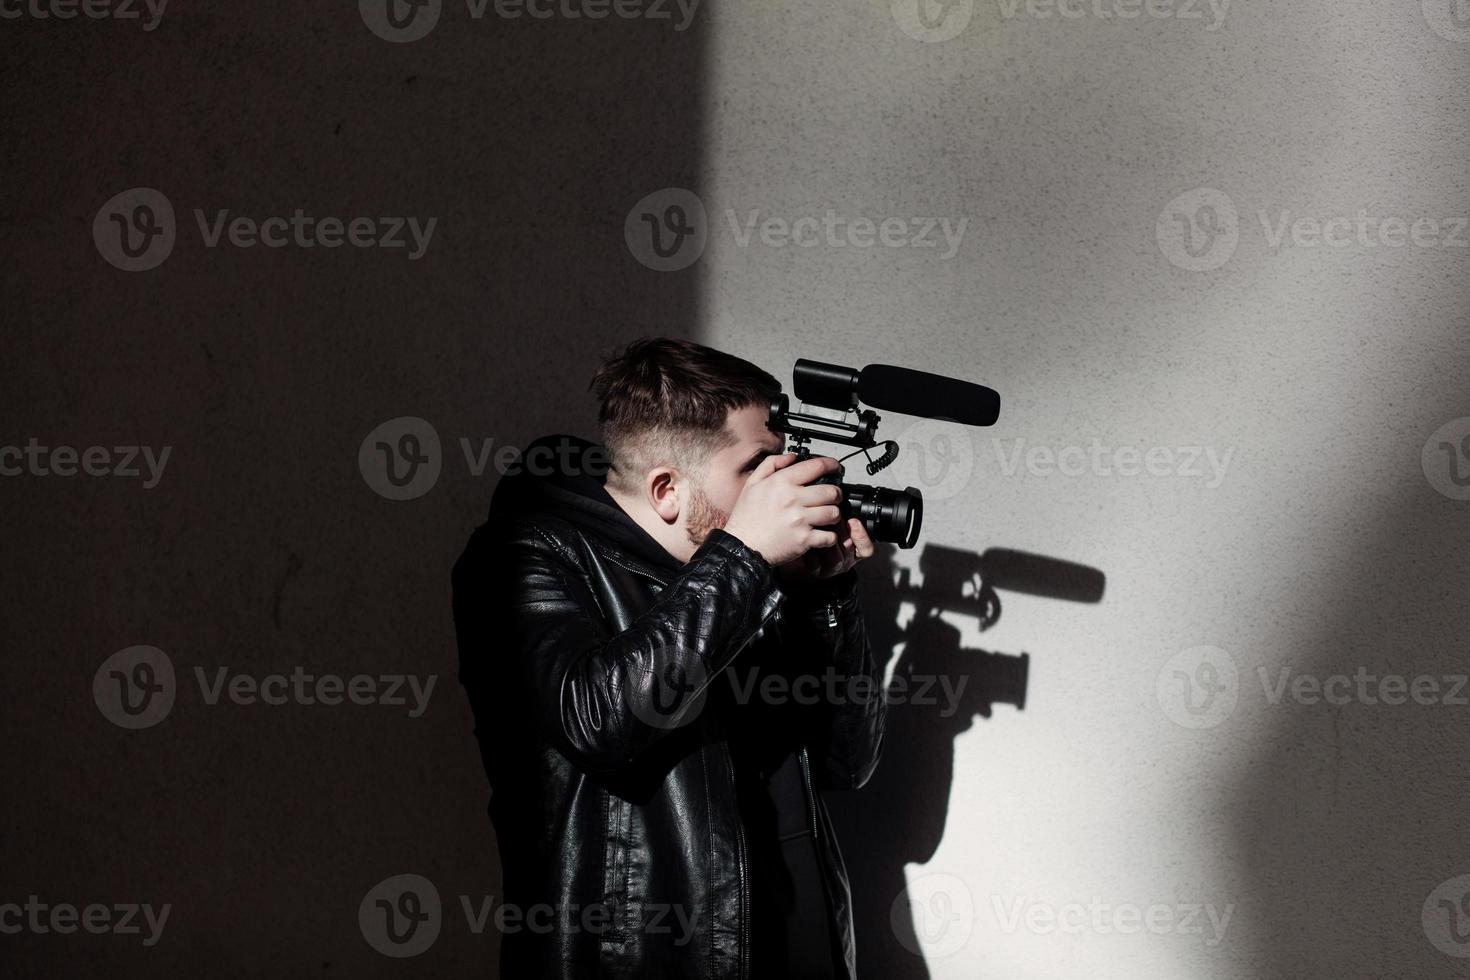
[{"x1": 453, "y1": 434, "x2": 886, "y2": 978}]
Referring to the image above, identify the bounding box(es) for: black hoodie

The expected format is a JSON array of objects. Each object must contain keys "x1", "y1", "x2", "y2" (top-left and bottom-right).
[{"x1": 485, "y1": 432, "x2": 683, "y2": 574}]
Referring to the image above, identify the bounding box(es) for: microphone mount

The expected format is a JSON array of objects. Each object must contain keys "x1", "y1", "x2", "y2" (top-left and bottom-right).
[{"x1": 765, "y1": 394, "x2": 880, "y2": 452}]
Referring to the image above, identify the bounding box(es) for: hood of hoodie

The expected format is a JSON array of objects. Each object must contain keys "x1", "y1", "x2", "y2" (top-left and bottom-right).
[{"x1": 487, "y1": 433, "x2": 683, "y2": 575}]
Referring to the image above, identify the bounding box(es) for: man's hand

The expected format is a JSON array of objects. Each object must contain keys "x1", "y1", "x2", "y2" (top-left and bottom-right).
[
  {"x1": 774, "y1": 515, "x2": 875, "y2": 587},
  {"x1": 722, "y1": 453, "x2": 847, "y2": 567}
]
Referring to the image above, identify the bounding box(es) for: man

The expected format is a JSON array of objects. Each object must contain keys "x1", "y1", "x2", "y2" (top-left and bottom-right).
[{"x1": 453, "y1": 337, "x2": 886, "y2": 978}]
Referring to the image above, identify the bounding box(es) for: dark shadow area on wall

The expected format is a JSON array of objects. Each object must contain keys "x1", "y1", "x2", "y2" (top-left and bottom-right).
[
  {"x1": 826, "y1": 544, "x2": 1105, "y2": 978},
  {"x1": 1220, "y1": 406, "x2": 1470, "y2": 966},
  {"x1": 1, "y1": 5, "x2": 705, "y2": 977}
]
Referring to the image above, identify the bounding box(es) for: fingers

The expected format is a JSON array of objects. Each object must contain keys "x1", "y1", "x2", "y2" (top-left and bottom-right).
[
  {"x1": 779, "y1": 454, "x2": 841, "y2": 487},
  {"x1": 804, "y1": 504, "x2": 844, "y2": 526},
  {"x1": 794, "y1": 516, "x2": 873, "y2": 573},
  {"x1": 795, "y1": 481, "x2": 844, "y2": 507},
  {"x1": 846, "y1": 517, "x2": 876, "y2": 559},
  {"x1": 748, "y1": 452, "x2": 797, "y2": 481},
  {"x1": 807, "y1": 529, "x2": 839, "y2": 550}
]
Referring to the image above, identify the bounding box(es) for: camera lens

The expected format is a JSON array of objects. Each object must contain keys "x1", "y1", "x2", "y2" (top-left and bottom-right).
[{"x1": 844, "y1": 483, "x2": 923, "y2": 549}]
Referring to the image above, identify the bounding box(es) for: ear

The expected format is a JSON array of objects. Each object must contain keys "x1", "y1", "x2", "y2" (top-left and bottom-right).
[{"x1": 646, "y1": 467, "x2": 682, "y2": 524}]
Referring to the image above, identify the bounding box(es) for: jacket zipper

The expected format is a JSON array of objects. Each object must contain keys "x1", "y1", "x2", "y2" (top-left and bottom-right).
[
  {"x1": 721, "y1": 742, "x2": 750, "y2": 980},
  {"x1": 798, "y1": 746, "x2": 820, "y2": 840},
  {"x1": 810, "y1": 600, "x2": 837, "y2": 838}
]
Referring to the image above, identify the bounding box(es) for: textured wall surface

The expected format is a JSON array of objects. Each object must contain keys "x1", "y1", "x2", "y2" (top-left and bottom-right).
[
  {"x1": 693, "y1": 3, "x2": 1470, "y2": 978},
  {"x1": 5, "y1": 1, "x2": 1469, "y2": 977},
  {"x1": 3, "y1": 3, "x2": 706, "y2": 975}
]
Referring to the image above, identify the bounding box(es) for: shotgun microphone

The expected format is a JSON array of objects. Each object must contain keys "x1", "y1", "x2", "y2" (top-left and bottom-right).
[
  {"x1": 791, "y1": 358, "x2": 1001, "y2": 426},
  {"x1": 857, "y1": 364, "x2": 1001, "y2": 427}
]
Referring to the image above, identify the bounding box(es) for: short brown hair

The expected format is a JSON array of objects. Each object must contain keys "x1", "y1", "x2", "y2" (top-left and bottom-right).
[{"x1": 589, "y1": 337, "x2": 782, "y2": 493}]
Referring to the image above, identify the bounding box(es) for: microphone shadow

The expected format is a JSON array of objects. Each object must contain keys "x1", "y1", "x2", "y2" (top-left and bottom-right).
[{"x1": 825, "y1": 542, "x2": 1105, "y2": 978}]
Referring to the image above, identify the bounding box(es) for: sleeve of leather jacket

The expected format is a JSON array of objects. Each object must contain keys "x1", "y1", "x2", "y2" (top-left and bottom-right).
[
  {"x1": 781, "y1": 568, "x2": 887, "y2": 791},
  {"x1": 490, "y1": 524, "x2": 784, "y2": 778}
]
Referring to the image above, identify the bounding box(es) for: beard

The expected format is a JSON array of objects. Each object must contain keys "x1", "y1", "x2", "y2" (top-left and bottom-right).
[{"x1": 684, "y1": 485, "x2": 730, "y2": 550}]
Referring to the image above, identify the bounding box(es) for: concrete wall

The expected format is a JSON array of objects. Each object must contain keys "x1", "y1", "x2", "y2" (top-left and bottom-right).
[
  {"x1": 6, "y1": 1, "x2": 1469, "y2": 977},
  {"x1": 3, "y1": 3, "x2": 706, "y2": 974},
  {"x1": 693, "y1": 3, "x2": 1470, "y2": 978}
]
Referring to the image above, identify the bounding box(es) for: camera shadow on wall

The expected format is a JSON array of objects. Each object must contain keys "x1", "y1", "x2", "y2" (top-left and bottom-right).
[{"x1": 826, "y1": 543, "x2": 1105, "y2": 978}]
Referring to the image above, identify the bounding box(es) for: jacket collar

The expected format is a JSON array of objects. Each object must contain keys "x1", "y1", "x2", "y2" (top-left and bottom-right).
[{"x1": 488, "y1": 433, "x2": 685, "y2": 577}]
